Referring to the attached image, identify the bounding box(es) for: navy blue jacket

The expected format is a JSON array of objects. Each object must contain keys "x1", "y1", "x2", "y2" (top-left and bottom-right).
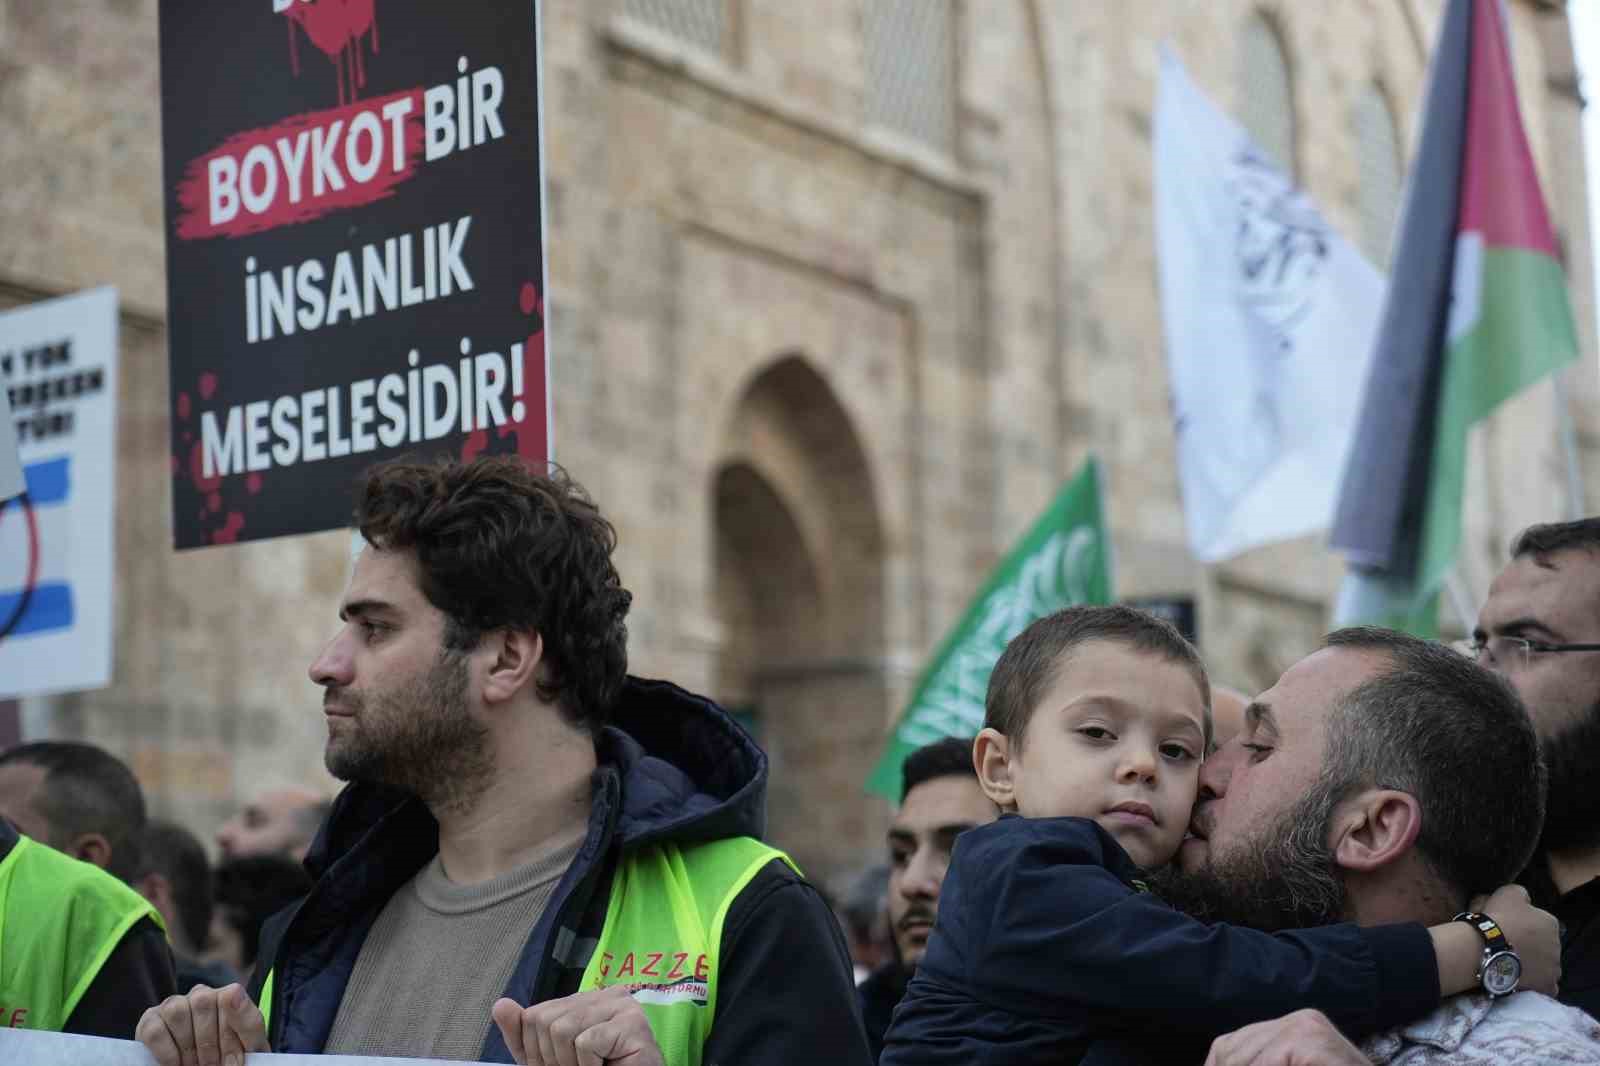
[
  {"x1": 881, "y1": 816, "x2": 1440, "y2": 1065},
  {"x1": 250, "y1": 676, "x2": 871, "y2": 1064}
]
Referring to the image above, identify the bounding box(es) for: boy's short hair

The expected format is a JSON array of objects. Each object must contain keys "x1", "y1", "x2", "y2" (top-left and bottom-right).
[{"x1": 984, "y1": 605, "x2": 1212, "y2": 749}]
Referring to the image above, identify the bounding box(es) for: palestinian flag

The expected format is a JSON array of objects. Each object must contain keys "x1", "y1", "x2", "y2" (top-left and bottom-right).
[{"x1": 1330, "y1": 0, "x2": 1579, "y2": 635}]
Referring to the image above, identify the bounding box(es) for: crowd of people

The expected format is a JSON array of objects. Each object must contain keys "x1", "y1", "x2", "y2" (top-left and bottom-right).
[{"x1": 6, "y1": 454, "x2": 1600, "y2": 1064}]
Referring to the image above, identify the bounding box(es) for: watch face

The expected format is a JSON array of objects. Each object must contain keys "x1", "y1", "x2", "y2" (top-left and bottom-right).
[{"x1": 1484, "y1": 952, "x2": 1522, "y2": 996}]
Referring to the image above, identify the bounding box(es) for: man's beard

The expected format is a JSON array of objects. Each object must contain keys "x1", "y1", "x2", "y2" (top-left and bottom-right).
[
  {"x1": 1151, "y1": 778, "x2": 1348, "y2": 932},
  {"x1": 325, "y1": 647, "x2": 492, "y2": 814},
  {"x1": 1537, "y1": 697, "x2": 1600, "y2": 854}
]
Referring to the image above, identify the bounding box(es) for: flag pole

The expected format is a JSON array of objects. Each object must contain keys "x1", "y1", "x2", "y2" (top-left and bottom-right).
[{"x1": 1554, "y1": 369, "x2": 1586, "y2": 519}]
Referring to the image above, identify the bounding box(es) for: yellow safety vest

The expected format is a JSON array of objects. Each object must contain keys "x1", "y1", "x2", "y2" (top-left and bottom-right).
[
  {"x1": 0, "y1": 834, "x2": 164, "y2": 1032},
  {"x1": 260, "y1": 836, "x2": 793, "y2": 1066}
]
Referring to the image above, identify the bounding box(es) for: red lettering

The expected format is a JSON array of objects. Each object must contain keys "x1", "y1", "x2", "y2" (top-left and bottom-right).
[
  {"x1": 641, "y1": 952, "x2": 663, "y2": 977},
  {"x1": 8, "y1": 1008, "x2": 26, "y2": 1028},
  {"x1": 599, "y1": 952, "x2": 614, "y2": 979},
  {"x1": 694, "y1": 954, "x2": 709, "y2": 981},
  {"x1": 618, "y1": 952, "x2": 635, "y2": 978},
  {"x1": 668, "y1": 952, "x2": 689, "y2": 979}
]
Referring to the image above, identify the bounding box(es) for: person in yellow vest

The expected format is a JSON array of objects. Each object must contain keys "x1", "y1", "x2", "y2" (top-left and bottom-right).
[
  {"x1": 0, "y1": 815, "x2": 175, "y2": 1035},
  {"x1": 138, "y1": 456, "x2": 870, "y2": 1066}
]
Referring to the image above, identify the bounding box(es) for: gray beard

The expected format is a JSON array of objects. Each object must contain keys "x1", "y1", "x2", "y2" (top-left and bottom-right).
[
  {"x1": 1151, "y1": 776, "x2": 1349, "y2": 931},
  {"x1": 324, "y1": 647, "x2": 492, "y2": 815}
]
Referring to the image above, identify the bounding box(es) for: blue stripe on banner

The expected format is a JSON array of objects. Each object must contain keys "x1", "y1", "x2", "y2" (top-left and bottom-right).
[
  {"x1": 0, "y1": 582, "x2": 75, "y2": 637},
  {"x1": 22, "y1": 457, "x2": 70, "y2": 506}
]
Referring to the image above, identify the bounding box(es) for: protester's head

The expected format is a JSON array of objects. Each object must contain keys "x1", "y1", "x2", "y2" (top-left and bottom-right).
[
  {"x1": 1477, "y1": 518, "x2": 1600, "y2": 855},
  {"x1": 1168, "y1": 627, "x2": 1543, "y2": 930},
  {"x1": 215, "y1": 785, "x2": 328, "y2": 861},
  {"x1": 209, "y1": 854, "x2": 313, "y2": 986},
  {"x1": 974, "y1": 606, "x2": 1210, "y2": 868},
  {"x1": 307, "y1": 456, "x2": 632, "y2": 810},
  {"x1": 832, "y1": 863, "x2": 891, "y2": 978},
  {"x1": 887, "y1": 736, "x2": 998, "y2": 969},
  {"x1": 1209, "y1": 684, "x2": 1251, "y2": 750},
  {"x1": 134, "y1": 819, "x2": 214, "y2": 957},
  {"x1": 0, "y1": 741, "x2": 147, "y2": 881}
]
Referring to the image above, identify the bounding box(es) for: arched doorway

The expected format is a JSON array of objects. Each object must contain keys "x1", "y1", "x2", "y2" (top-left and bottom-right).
[{"x1": 712, "y1": 354, "x2": 887, "y2": 878}]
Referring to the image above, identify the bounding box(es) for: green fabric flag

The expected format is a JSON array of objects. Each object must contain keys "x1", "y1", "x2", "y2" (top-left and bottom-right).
[
  {"x1": 1332, "y1": 0, "x2": 1579, "y2": 635},
  {"x1": 866, "y1": 457, "x2": 1112, "y2": 798}
]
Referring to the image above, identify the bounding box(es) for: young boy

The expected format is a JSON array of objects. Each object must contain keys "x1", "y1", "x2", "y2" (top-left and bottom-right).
[{"x1": 879, "y1": 605, "x2": 1549, "y2": 1065}]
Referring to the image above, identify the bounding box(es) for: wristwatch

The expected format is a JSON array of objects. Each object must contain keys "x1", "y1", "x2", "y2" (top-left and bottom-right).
[{"x1": 1454, "y1": 911, "x2": 1522, "y2": 998}]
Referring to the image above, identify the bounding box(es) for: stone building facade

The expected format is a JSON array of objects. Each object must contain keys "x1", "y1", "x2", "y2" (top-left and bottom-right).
[{"x1": 1, "y1": 0, "x2": 1594, "y2": 879}]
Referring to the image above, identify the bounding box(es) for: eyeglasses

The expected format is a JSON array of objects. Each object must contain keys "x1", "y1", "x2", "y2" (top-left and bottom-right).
[{"x1": 1457, "y1": 635, "x2": 1600, "y2": 672}]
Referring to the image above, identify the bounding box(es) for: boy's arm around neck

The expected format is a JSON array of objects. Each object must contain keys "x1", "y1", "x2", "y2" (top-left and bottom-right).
[{"x1": 916, "y1": 817, "x2": 1438, "y2": 1041}]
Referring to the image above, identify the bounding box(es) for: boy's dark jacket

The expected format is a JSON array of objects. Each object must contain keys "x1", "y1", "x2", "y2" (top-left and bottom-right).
[
  {"x1": 881, "y1": 815, "x2": 1441, "y2": 1065},
  {"x1": 250, "y1": 676, "x2": 871, "y2": 1064}
]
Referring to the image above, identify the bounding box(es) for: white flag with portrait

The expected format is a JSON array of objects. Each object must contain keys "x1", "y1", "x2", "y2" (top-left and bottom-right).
[{"x1": 1155, "y1": 48, "x2": 1384, "y2": 562}]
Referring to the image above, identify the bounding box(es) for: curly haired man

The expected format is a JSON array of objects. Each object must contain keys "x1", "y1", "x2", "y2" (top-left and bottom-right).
[{"x1": 139, "y1": 456, "x2": 869, "y2": 1066}]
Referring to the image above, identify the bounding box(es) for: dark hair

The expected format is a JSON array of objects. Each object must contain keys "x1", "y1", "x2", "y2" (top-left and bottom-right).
[
  {"x1": 213, "y1": 854, "x2": 314, "y2": 969},
  {"x1": 984, "y1": 605, "x2": 1212, "y2": 749},
  {"x1": 137, "y1": 819, "x2": 214, "y2": 951},
  {"x1": 900, "y1": 736, "x2": 978, "y2": 803},
  {"x1": 357, "y1": 456, "x2": 633, "y2": 733},
  {"x1": 1321, "y1": 627, "x2": 1545, "y2": 900},
  {"x1": 0, "y1": 741, "x2": 147, "y2": 882},
  {"x1": 1512, "y1": 518, "x2": 1600, "y2": 560}
]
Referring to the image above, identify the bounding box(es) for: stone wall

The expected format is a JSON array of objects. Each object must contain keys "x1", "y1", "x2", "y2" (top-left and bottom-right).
[{"x1": 3, "y1": 0, "x2": 1594, "y2": 880}]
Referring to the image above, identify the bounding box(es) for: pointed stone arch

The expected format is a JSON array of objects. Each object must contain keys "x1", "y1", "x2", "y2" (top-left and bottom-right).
[{"x1": 711, "y1": 352, "x2": 888, "y2": 875}]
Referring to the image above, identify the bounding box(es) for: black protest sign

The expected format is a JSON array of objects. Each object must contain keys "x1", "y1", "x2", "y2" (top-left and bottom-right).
[{"x1": 159, "y1": 0, "x2": 548, "y2": 548}]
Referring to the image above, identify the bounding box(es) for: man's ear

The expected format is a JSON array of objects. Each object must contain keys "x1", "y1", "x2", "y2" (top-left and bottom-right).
[
  {"x1": 68, "y1": 832, "x2": 113, "y2": 872},
  {"x1": 481, "y1": 628, "x2": 544, "y2": 707},
  {"x1": 1329, "y1": 789, "x2": 1422, "y2": 873},
  {"x1": 973, "y1": 728, "x2": 1018, "y2": 812}
]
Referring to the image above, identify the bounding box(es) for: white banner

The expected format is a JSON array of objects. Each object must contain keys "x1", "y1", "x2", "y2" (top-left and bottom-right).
[
  {"x1": 0, "y1": 1028, "x2": 490, "y2": 1065},
  {"x1": 1155, "y1": 48, "x2": 1383, "y2": 562},
  {"x1": 0, "y1": 287, "x2": 119, "y2": 697}
]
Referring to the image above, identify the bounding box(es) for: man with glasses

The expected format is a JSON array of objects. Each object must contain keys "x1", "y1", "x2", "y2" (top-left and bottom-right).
[{"x1": 1474, "y1": 518, "x2": 1600, "y2": 1018}]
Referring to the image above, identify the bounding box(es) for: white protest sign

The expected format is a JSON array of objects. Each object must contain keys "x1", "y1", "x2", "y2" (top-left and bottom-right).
[
  {"x1": 0, "y1": 287, "x2": 119, "y2": 697},
  {"x1": 0, "y1": 1029, "x2": 494, "y2": 1065}
]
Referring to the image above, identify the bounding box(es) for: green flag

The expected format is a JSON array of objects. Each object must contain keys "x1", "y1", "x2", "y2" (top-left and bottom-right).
[{"x1": 866, "y1": 457, "x2": 1112, "y2": 798}]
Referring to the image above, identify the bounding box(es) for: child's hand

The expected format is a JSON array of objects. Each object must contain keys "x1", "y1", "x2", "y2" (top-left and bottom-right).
[{"x1": 1474, "y1": 884, "x2": 1561, "y2": 996}]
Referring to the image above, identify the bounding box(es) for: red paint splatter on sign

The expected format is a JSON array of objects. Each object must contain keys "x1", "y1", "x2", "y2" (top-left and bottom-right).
[
  {"x1": 281, "y1": 0, "x2": 381, "y2": 107},
  {"x1": 199, "y1": 372, "x2": 218, "y2": 401},
  {"x1": 212, "y1": 512, "x2": 246, "y2": 545},
  {"x1": 177, "y1": 392, "x2": 191, "y2": 420},
  {"x1": 247, "y1": 473, "x2": 263, "y2": 495},
  {"x1": 461, "y1": 429, "x2": 490, "y2": 463},
  {"x1": 207, "y1": 493, "x2": 222, "y2": 514}
]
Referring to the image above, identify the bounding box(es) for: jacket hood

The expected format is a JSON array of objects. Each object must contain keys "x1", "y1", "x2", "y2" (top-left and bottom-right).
[
  {"x1": 304, "y1": 675, "x2": 769, "y2": 877},
  {"x1": 598, "y1": 675, "x2": 769, "y2": 849}
]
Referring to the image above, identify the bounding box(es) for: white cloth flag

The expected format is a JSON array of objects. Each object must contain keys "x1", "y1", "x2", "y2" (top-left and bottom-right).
[{"x1": 1155, "y1": 48, "x2": 1384, "y2": 562}]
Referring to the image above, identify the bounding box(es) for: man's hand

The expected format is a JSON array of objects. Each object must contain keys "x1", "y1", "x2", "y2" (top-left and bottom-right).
[
  {"x1": 1204, "y1": 1009, "x2": 1367, "y2": 1066},
  {"x1": 135, "y1": 983, "x2": 269, "y2": 1066},
  {"x1": 492, "y1": 986, "x2": 664, "y2": 1066},
  {"x1": 1474, "y1": 883, "x2": 1561, "y2": 996}
]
